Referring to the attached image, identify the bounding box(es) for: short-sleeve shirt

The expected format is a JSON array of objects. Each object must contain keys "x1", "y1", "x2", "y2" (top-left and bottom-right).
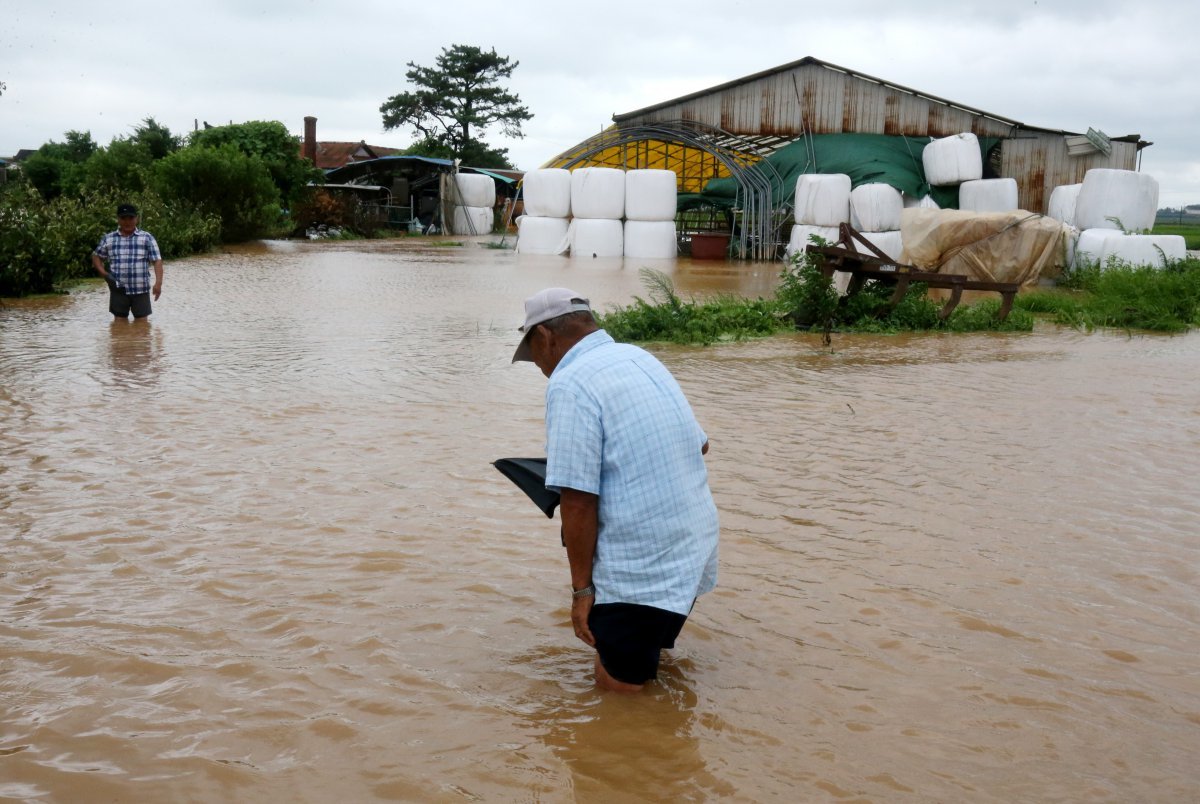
[
  {"x1": 94, "y1": 229, "x2": 162, "y2": 295},
  {"x1": 544, "y1": 330, "x2": 719, "y2": 615}
]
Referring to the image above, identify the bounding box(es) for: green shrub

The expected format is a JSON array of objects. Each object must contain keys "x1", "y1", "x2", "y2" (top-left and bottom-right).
[{"x1": 152, "y1": 144, "x2": 284, "y2": 241}]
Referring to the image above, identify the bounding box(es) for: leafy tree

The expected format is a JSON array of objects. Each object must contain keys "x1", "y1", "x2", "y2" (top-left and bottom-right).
[
  {"x1": 22, "y1": 131, "x2": 99, "y2": 200},
  {"x1": 81, "y1": 139, "x2": 155, "y2": 195},
  {"x1": 189, "y1": 120, "x2": 322, "y2": 207},
  {"x1": 380, "y1": 44, "x2": 531, "y2": 168},
  {"x1": 132, "y1": 117, "x2": 182, "y2": 160},
  {"x1": 152, "y1": 143, "x2": 283, "y2": 241}
]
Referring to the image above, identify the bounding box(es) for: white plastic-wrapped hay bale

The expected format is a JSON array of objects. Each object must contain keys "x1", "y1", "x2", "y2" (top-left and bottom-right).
[
  {"x1": 451, "y1": 206, "x2": 493, "y2": 235},
  {"x1": 1048, "y1": 184, "x2": 1082, "y2": 227},
  {"x1": 625, "y1": 170, "x2": 677, "y2": 221},
  {"x1": 1106, "y1": 234, "x2": 1187, "y2": 267},
  {"x1": 569, "y1": 218, "x2": 623, "y2": 258},
  {"x1": 1076, "y1": 229, "x2": 1186, "y2": 268},
  {"x1": 850, "y1": 230, "x2": 903, "y2": 262},
  {"x1": 570, "y1": 167, "x2": 626, "y2": 220},
  {"x1": 515, "y1": 216, "x2": 570, "y2": 255},
  {"x1": 452, "y1": 173, "x2": 496, "y2": 208},
  {"x1": 785, "y1": 224, "x2": 841, "y2": 259},
  {"x1": 1074, "y1": 228, "x2": 1126, "y2": 266},
  {"x1": 902, "y1": 193, "x2": 940, "y2": 209},
  {"x1": 922, "y1": 133, "x2": 983, "y2": 186},
  {"x1": 959, "y1": 178, "x2": 1018, "y2": 213},
  {"x1": 623, "y1": 220, "x2": 677, "y2": 258},
  {"x1": 521, "y1": 168, "x2": 572, "y2": 218},
  {"x1": 1073, "y1": 169, "x2": 1159, "y2": 232},
  {"x1": 849, "y1": 183, "x2": 903, "y2": 233},
  {"x1": 794, "y1": 174, "x2": 852, "y2": 226}
]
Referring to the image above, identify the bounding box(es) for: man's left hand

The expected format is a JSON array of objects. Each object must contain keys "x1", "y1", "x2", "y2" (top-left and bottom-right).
[{"x1": 152, "y1": 284, "x2": 162, "y2": 301}]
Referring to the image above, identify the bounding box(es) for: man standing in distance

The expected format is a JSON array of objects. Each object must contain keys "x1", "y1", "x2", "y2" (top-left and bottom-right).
[
  {"x1": 513, "y1": 288, "x2": 719, "y2": 692},
  {"x1": 93, "y1": 203, "x2": 163, "y2": 320}
]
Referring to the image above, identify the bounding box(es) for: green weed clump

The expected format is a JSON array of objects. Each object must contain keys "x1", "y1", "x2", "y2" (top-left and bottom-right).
[
  {"x1": 598, "y1": 269, "x2": 788, "y2": 345},
  {"x1": 1020, "y1": 256, "x2": 1200, "y2": 333}
]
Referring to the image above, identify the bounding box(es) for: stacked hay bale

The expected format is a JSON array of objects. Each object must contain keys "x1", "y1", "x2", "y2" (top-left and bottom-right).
[
  {"x1": 450, "y1": 173, "x2": 495, "y2": 236},
  {"x1": 1053, "y1": 169, "x2": 1185, "y2": 269},
  {"x1": 569, "y1": 168, "x2": 625, "y2": 258},
  {"x1": 785, "y1": 174, "x2": 849, "y2": 259},
  {"x1": 623, "y1": 170, "x2": 678, "y2": 259},
  {"x1": 923, "y1": 132, "x2": 1017, "y2": 213},
  {"x1": 849, "y1": 183, "x2": 904, "y2": 261},
  {"x1": 922, "y1": 133, "x2": 984, "y2": 188},
  {"x1": 515, "y1": 169, "x2": 571, "y2": 255},
  {"x1": 959, "y1": 178, "x2": 1019, "y2": 213}
]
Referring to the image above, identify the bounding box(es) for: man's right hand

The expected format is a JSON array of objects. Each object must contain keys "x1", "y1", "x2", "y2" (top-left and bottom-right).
[{"x1": 571, "y1": 594, "x2": 595, "y2": 647}]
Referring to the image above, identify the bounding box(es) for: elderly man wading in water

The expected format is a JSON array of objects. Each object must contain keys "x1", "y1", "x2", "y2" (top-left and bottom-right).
[
  {"x1": 513, "y1": 287, "x2": 720, "y2": 692},
  {"x1": 92, "y1": 203, "x2": 163, "y2": 320}
]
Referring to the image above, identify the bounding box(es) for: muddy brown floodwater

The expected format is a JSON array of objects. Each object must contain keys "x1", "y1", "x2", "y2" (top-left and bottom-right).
[{"x1": 1, "y1": 238, "x2": 1198, "y2": 802}]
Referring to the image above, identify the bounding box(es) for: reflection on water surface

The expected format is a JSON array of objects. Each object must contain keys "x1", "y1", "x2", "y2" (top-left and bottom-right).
[{"x1": 1, "y1": 239, "x2": 1198, "y2": 801}]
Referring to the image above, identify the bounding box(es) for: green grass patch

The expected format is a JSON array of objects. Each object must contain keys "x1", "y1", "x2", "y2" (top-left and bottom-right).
[{"x1": 1019, "y1": 256, "x2": 1200, "y2": 332}]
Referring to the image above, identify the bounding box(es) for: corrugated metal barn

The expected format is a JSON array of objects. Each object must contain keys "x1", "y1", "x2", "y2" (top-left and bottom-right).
[{"x1": 547, "y1": 56, "x2": 1150, "y2": 258}]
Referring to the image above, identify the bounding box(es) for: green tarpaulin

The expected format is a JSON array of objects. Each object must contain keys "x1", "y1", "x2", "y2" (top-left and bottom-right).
[{"x1": 692, "y1": 133, "x2": 999, "y2": 211}]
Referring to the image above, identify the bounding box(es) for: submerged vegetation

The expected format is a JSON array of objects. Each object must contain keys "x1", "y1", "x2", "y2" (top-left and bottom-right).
[{"x1": 598, "y1": 244, "x2": 1200, "y2": 346}]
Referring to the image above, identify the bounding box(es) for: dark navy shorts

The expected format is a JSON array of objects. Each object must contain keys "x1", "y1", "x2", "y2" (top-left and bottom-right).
[
  {"x1": 588, "y1": 602, "x2": 688, "y2": 685},
  {"x1": 108, "y1": 279, "x2": 152, "y2": 318}
]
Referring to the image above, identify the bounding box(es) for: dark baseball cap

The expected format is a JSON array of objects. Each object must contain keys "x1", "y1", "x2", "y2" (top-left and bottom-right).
[{"x1": 117, "y1": 203, "x2": 138, "y2": 217}]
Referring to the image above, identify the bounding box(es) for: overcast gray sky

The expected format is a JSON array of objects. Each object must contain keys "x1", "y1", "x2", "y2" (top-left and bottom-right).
[{"x1": 4, "y1": 0, "x2": 1197, "y2": 207}]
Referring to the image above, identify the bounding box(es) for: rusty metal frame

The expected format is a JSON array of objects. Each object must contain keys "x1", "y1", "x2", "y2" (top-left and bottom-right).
[
  {"x1": 805, "y1": 224, "x2": 1019, "y2": 321},
  {"x1": 550, "y1": 120, "x2": 788, "y2": 260}
]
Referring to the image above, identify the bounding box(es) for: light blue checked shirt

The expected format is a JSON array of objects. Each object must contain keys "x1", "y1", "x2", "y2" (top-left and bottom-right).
[
  {"x1": 94, "y1": 229, "x2": 161, "y2": 294},
  {"x1": 544, "y1": 330, "x2": 719, "y2": 615}
]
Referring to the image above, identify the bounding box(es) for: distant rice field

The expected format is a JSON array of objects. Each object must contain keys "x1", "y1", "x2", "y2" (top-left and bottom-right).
[{"x1": 1153, "y1": 218, "x2": 1200, "y2": 250}]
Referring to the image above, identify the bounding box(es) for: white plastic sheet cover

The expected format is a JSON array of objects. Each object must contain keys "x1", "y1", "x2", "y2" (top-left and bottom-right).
[
  {"x1": 625, "y1": 170, "x2": 678, "y2": 221},
  {"x1": 901, "y1": 208, "x2": 1071, "y2": 285},
  {"x1": 849, "y1": 183, "x2": 903, "y2": 233},
  {"x1": 784, "y1": 224, "x2": 840, "y2": 260},
  {"x1": 451, "y1": 205, "x2": 493, "y2": 235},
  {"x1": 1075, "y1": 229, "x2": 1186, "y2": 268},
  {"x1": 1047, "y1": 184, "x2": 1082, "y2": 227},
  {"x1": 1073, "y1": 169, "x2": 1160, "y2": 232},
  {"x1": 623, "y1": 221, "x2": 677, "y2": 258},
  {"x1": 521, "y1": 169, "x2": 572, "y2": 218},
  {"x1": 570, "y1": 168, "x2": 626, "y2": 220},
  {"x1": 569, "y1": 218, "x2": 624, "y2": 258},
  {"x1": 850, "y1": 230, "x2": 903, "y2": 262},
  {"x1": 922, "y1": 133, "x2": 983, "y2": 186},
  {"x1": 453, "y1": 173, "x2": 496, "y2": 208},
  {"x1": 959, "y1": 178, "x2": 1019, "y2": 213},
  {"x1": 793, "y1": 174, "x2": 852, "y2": 226},
  {"x1": 515, "y1": 216, "x2": 570, "y2": 255}
]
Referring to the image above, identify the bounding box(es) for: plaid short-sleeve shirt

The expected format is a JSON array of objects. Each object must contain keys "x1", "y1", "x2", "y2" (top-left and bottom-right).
[
  {"x1": 544, "y1": 330, "x2": 719, "y2": 615},
  {"x1": 94, "y1": 228, "x2": 161, "y2": 294}
]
